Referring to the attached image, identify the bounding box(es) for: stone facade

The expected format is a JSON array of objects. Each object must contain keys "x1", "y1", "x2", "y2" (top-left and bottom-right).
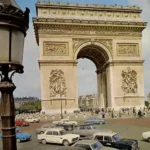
[{"x1": 33, "y1": 2, "x2": 147, "y2": 114}]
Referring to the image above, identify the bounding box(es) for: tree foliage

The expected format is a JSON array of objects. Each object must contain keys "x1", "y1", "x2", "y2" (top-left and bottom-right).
[
  {"x1": 19, "y1": 101, "x2": 41, "y2": 113},
  {"x1": 145, "y1": 101, "x2": 149, "y2": 107}
]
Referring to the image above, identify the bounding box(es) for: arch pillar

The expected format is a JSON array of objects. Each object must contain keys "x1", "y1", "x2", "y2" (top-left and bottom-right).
[{"x1": 97, "y1": 63, "x2": 114, "y2": 109}]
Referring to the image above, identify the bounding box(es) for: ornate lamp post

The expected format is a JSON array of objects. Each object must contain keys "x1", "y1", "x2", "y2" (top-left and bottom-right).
[{"x1": 0, "y1": 1, "x2": 29, "y2": 150}]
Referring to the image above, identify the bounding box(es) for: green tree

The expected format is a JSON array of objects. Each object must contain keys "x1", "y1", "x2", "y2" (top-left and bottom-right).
[
  {"x1": 19, "y1": 101, "x2": 41, "y2": 112},
  {"x1": 145, "y1": 101, "x2": 149, "y2": 107}
]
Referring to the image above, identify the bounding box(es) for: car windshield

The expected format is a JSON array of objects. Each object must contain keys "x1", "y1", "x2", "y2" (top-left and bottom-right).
[
  {"x1": 16, "y1": 129, "x2": 23, "y2": 133},
  {"x1": 112, "y1": 134, "x2": 122, "y2": 142},
  {"x1": 91, "y1": 142, "x2": 103, "y2": 149},
  {"x1": 60, "y1": 130, "x2": 66, "y2": 135}
]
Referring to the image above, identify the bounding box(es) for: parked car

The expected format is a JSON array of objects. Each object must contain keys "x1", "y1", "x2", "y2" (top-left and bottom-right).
[
  {"x1": 84, "y1": 117, "x2": 105, "y2": 125},
  {"x1": 0, "y1": 128, "x2": 31, "y2": 143},
  {"x1": 93, "y1": 131, "x2": 139, "y2": 150},
  {"x1": 72, "y1": 125, "x2": 111, "y2": 138},
  {"x1": 72, "y1": 140, "x2": 118, "y2": 150},
  {"x1": 53, "y1": 119, "x2": 77, "y2": 126},
  {"x1": 37, "y1": 128, "x2": 80, "y2": 146},
  {"x1": 15, "y1": 119, "x2": 30, "y2": 127},
  {"x1": 142, "y1": 131, "x2": 150, "y2": 142},
  {"x1": 24, "y1": 117, "x2": 40, "y2": 123},
  {"x1": 74, "y1": 110, "x2": 81, "y2": 113}
]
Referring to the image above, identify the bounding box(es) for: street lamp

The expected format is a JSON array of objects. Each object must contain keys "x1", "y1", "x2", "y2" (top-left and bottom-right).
[{"x1": 0, "y1": 1, "x2": 29, "y2": 150}]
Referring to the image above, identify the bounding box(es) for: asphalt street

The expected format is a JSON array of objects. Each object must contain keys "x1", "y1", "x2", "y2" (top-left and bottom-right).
[{"x1": 0, "y1": 119, "x2": 150, "y2": 150}]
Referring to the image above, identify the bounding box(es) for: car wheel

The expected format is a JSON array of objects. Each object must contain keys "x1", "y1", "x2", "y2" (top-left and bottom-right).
[
  {"x1": 148, "y1": 137, "x2": 150, "y2": 143},
  {"x1": 16, "y1": 138, "x2": 21, "y2": 143},
  {"x1": 42, "y1": 139, "x2": 47, "y2": 144},
  {"x1": 63, "y1": 140, "x2": 69, "y2": 146}
]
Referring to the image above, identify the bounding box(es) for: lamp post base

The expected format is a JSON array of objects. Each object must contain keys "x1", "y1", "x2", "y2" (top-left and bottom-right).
[{"x1": 0, "y1": 81, "x2": 17, "y2": 150}]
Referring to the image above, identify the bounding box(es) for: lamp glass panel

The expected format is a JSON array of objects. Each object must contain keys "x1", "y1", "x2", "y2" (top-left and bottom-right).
[
  {"x1": 11, "y1": 29, "x2": 24, "y2": 65},
  {"x1": 0, "y1": 27, "x2": 9, "y2": 62}
]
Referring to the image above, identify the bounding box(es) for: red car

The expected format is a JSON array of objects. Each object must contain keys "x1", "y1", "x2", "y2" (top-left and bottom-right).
[{"x1": 15, "y1": 119, "x2": 30, "y2": 127}]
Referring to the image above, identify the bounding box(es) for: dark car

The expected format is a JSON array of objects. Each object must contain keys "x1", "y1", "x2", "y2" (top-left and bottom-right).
[
  {"x1": 56, "y1": 123, "x2": 75, "y2": 131},
  {"x1": 93, "y1": 131, "x2": 139, "y2": 150}
]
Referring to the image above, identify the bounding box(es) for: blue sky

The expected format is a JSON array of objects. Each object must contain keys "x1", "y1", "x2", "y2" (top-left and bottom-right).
[{"x1": 13, "y1": 0, "x2": 150, "y2": 100}]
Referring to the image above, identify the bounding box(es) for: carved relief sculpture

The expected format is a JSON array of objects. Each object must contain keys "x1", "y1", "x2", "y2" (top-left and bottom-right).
[
  {"x1": 121, "y1": 68, "x2": 138, "y2": 94},
  {"x1": 43, "y1": 42, "x2": 69, "y2": 56},
  {"x1": 117, "y1": 43, "x2": 139, "y2": 56},
  {"x1": 49, "y1": 70, "x2": 67, "y2": 98}
]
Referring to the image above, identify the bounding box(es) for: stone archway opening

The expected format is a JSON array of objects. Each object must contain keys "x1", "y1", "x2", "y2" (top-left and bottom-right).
[{"x1": 76, "y1": 44, "x2": 110, "y2": 109}]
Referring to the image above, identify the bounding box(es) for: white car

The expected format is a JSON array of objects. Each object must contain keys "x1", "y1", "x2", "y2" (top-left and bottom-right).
[
  {"x1": 53, "y1": 119, "x2": 77, "y2": 126},
  {"x1": 142, "y1": 131, "x2": 150, "y2": 142},
  {"x1": 24, "y1": 117, "x2": 40, "y2": 123},
  {"x1": 37, "y1": 128, "x2": 80, "y2": 146}
]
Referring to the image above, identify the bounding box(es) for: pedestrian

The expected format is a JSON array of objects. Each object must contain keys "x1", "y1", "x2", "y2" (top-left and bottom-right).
[
  {"x1": 102, "y1": 111, "x2": 105, "y2": 118},
  {"x1": 111, "y1": 110, "x2": 114, "y2": 118},
  {"x1": 133, "y1": 107, "x2": 136, "y2": 116},
  {"x1": 138, "y1": 109, "x2": 142, "y2": 118}
]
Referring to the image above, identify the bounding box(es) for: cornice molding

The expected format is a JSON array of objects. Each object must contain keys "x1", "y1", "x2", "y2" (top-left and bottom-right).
[
  {"x1": 33, "y1": 23, "x2": 145, "y2": 45},
  {"x1": 36, "y1": 2, "x2": 141, "y2": 13},
  {"x1": 96, "y1": 60, "x2": 144, "y2": 74},
  {"x1": 38, "y1": 60, "x2": 78, "y2": 66}
]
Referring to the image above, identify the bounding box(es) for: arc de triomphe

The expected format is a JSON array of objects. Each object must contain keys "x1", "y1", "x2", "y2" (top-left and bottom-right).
[{"x1": 33, "y1": 2, "x2": 147, "y2": 114}]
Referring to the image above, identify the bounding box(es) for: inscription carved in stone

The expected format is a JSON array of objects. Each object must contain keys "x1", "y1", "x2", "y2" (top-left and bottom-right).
[
  {"x1": 43, "y1": 42, "x2": 69, "y2": 56},
  {"x1": 49, "y1": 70, "x2": 66, "y2": 98},
  {"x1": 121, "y1": 68, "x2": 138, "y2": 94},
  {"x1": 117, "y1": 44, "x2": 139, "y2": 56}
]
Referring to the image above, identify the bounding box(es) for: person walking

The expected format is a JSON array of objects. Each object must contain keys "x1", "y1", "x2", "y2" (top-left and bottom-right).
[{"x1": 138, "y1": 109, "x2": 142, "y2": 118}]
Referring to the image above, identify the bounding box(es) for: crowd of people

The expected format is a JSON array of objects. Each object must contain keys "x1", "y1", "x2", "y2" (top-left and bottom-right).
[{"x1": 88, "y1": 106, "x2": 150, "y2": 119}]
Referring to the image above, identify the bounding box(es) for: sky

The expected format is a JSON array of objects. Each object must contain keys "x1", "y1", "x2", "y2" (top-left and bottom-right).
[{"x1": 13, "y1": 0, "x2": 150, "y2": 99}]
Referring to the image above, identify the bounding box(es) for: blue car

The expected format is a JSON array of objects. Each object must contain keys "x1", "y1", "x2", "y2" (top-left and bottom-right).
[
  {"x1": 84, "y1": 117, "x2": 105, "y2": 125},
  {"x1": 0, "y1": 128, "x2": 31, "y2": 143}
]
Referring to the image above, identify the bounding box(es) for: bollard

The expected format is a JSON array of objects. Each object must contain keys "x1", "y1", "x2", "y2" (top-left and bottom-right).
[
  {"x1": 52, "y1": 115, "x2": 54, "y2": 120},
  {"x1": 67, "y1": 115, "x2": 70, "y2": 120},
  {"x1": 84, "y1": 114, "x2": 86, "y2": 118}
]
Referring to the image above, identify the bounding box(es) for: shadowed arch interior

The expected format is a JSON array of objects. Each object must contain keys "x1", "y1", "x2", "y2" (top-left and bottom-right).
[{"x1": 77, "y1": 45, "x2": 109, "y2": 69}]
